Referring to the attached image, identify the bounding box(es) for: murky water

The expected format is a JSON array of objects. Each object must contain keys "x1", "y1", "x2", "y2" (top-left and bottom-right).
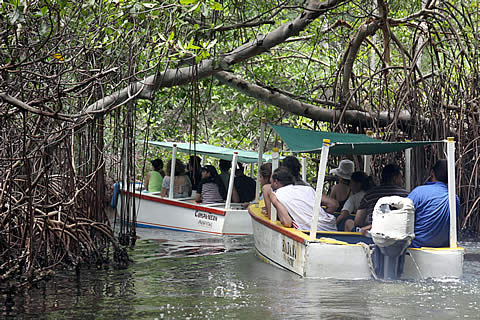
[{"x1": 2, "y1": 228, "x2": 480, "y2": 319}]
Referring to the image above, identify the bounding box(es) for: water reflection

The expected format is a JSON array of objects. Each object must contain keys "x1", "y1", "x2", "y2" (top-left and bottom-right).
[{"x1": 2, "y1": 229, "x2": 480, "y2": 319}]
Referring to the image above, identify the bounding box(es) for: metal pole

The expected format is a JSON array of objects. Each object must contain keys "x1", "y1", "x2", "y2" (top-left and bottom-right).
[
  {"x1": 168, "y1": 144, "x2": 177, "y2": 199},
  {"x1": 310, "y1": 139, "x2": 331, "y2": 240},
  {"x1": 405, "y1": 142, "x2": 412, "y2": 192},
  {"x1": 225, "y1": 152, "x2": 238, "y2": 209},
  {"x1": 255, "y1": 118, "x2": 266, "y2": 203},
  {"x1": 301, "y1": 156, "x2": 307, "y2": 182},
  {"x1": 364, "y1": 130, "x2": 373, "y2": 175},
  {"x1": 250, "y1": 163, "x2": 254, "y2": 178},
  {"x1": 271, "y1": 148, "x2": 280, "y2": 222},
  {"x1": 202, "y1": 154, "x2": 206, "y2": 166},
  {"x1": 447, "y1": 137, "x2": 457, "y2": 248}
]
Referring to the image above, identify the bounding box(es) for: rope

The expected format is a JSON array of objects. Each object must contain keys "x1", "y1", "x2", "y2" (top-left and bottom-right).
[{"x1": 359, "y1": 242, "x2": 379, "y2": 280}]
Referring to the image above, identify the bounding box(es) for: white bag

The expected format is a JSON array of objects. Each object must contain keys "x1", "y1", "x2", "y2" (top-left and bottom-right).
[{"x1": 371, "y1": 196, "x2": 415, "y2": 247}]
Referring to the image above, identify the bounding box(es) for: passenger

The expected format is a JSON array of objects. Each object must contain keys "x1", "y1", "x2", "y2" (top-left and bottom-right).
[
  {"x1": 336, "y1": 171, "x2": 372, "y2": 229},
  {"x1": 187, "y1": 155, "x2": 202, "y2": 191},
  {"x1": 195, "y1": 165, "x2": 227, "y2": 204},
  {"x1": 345, "y1": 164, "x2": 408, "y2": 233},
  {"x1": 264, "y1": 167, "x2": 338, "y2": 231},
  {"x1": 160, "y1": 159, "x2": 192, "y2": 198},
  {"x1": 408, "y1": 159, "x2": 460, "y2": 248},
  {"x1": 281, "y1": 156, "x2": 309, "y2": 186},
  {"x1": 329, "y1": 159, "x2": 355, "y2": 210},
  {"x1": 218, "y1": 159, "x2": 232, "y2": 191},
  {"x1": 144, "y1": 158, "x2": 165, "y2": 192},
  {"x1": 233, "y1": 163, "x2": 256, "y2": 203},
  {"x1": 259, "y1": 162, "x2": 272, "y2": 200}
]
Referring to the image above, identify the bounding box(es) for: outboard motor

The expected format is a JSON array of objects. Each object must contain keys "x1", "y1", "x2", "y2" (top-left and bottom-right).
[{"x1": 371, "y1": 196, "x2": 415, "y2": 280}]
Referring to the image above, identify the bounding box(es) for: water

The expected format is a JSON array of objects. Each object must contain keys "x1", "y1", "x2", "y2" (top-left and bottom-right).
[{"x1": 2, "y1": 229, "x2": 480, "y2": 319}]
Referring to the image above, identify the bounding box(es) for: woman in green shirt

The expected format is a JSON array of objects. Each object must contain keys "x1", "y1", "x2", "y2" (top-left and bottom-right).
[{"x1": 144, "y1": 159, "x2": 165, "y2": 192}]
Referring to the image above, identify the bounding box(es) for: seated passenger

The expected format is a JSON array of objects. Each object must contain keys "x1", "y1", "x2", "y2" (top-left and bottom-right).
[
  {"x1": 218, "y1": 159, "x2": 232, "y2": 191},
  {"x1": 345, "y1": 164, "x2": 408, "y2": 233},
  {"x1": 233, "y1": 163, "x2": 256, "y2": 203},
  {"x1": 264, "y1": 167, "x2": 338, "y2": 231},
  {"x1": 259, "y1": 162, "x2": 272, "y2": 200},
  {"x1": 160, "y1": 159, "x2": 192, "y2": 198},
  {"x1": 144, "y1": 158, "x2": 165, "y2": 192},
  {"x1": 329, "y1": 159, "x2": 355, "y2": 209},
  {"x1": 195, "y1": 165, "x2": 227, "y2": 204},
  {"x1": 408, "y1": 159, "x2": 460, "y2": 248},
  {"x1": 282, "y1": 156, "x2": 309, "y2": 186},
  {"x1": 336, "y1": 171, "x2": 371, "y2": 229}
]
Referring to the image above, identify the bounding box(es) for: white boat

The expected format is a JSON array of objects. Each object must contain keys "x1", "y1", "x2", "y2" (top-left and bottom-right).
[
  {"x1": 118, "y1": 139, "x2": 272, "y2": 236},
  {"x1": 249, "y1": 125, "x2": 464, "y2": 280}
]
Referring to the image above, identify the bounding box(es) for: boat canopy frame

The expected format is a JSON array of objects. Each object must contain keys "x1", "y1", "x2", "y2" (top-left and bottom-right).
[{"x1": 269, "y1": 124, "x2": 457, "y2": 249}]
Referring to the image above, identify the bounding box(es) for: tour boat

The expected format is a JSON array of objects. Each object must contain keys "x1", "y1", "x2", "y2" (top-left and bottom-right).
[
  {"x1": 118, "y1": 141, "x2": 272, "y2": 236},
  {"x1": 248, "y1": 125, "x2": 464, "y2": 280}
]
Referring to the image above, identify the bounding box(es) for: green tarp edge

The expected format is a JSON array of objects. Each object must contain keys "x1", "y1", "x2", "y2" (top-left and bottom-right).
[
  {"x1": 139, "y1": 141, "x2": 272, "y2": 163},
  {"x1": 270, "y1": 124, "x2": 443, "y2": 155}
]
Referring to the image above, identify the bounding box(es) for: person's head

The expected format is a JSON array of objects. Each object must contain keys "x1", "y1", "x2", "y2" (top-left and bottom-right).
[
  {"x1": 219, "y1": 159, "x2": 231, "y2": 173},
  {"x1": 281, "y1": 156, "x2": 301, "y2": 179},
  {"x1": 151, "y1": 159, "x2": 163, "y2": 171},
  {"x1": 200, "y1": 165, "x2": 218, "y2": 179},
  {"x1": 381, "y1": 164, "x2": 403, "y2": 185},
  {"x1": 235, "y1": 163, "x2": 245, "y2": 176},
  {"x1": 189, "y1": 156, "x2": 201, "y2": 170},
  {"x1": 259, "y1": 163, "x2": 272, "y2": 186},
  {"x1": 271, "y1": 167, "x2": 294, "y2": 191},
  {"x1": 331, "y1": 159, "x2": 354, "y2": 182},
  {"x1": 431, "y1": 159, "x2": 448, "y2": 184},
  {"x1": 166, "y1": 159, "x2": 186, "y2": 176},
  {"x1": 350, "y1": 171, "x2": 371, "y2": 193}
]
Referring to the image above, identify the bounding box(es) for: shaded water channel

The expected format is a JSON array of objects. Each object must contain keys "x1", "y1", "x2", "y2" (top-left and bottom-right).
[{"x1": 2, "y1": 227, "x2": 480, "y2": 319}]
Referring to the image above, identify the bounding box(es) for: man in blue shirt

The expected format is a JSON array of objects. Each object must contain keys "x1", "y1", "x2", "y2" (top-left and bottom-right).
[{"x1": 408, "y1": 160, "x2": 460, "y2": 248}]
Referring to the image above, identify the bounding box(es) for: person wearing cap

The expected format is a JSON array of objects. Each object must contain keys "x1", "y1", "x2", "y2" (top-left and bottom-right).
[
  {"x1": 144, "y1": 158, "x2": 165, "y2": 192},
  {"x1": 336, "y1": 171, "x2": 372, "y2": 230},
  {"x1": 330, "y1": 159, "x2": 355, "y2": 210},
  {"x1": 195, "y1": 165, "x2": 228, "y2": 204},
  {"x1": 408, "y1": 159, "x2": 460, "y2": 248}
]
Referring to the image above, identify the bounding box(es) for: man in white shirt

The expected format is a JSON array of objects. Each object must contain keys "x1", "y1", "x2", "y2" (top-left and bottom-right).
[{"x1": 264, "y1": 167, "x2": 338, "y2": 231}]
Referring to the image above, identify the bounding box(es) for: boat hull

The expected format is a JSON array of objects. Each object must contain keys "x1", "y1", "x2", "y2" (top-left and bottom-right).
[
  {"x1": 118, "y1": 190, "x2": 252, "y2": 236},
  {"x1": 249, "y1": 203, "x2": 464, "y2": 280}
]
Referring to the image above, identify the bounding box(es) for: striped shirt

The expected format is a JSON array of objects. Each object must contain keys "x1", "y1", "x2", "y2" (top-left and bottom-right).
[
  {"x1": 359, "y1": 183, "x2": 409, "y2": 224},
  {"x1": 198, "y1": 182, "x2": 224, "y2": 204}
]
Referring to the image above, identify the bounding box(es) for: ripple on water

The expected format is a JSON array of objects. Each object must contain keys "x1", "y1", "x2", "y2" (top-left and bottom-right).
[{"x1": 2, "y1": 235, "x2": 480, "y2": 319}]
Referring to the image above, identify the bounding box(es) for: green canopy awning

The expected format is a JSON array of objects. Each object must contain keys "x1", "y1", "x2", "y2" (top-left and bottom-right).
[
  {"x1": 270, "y1": 124, "x2": 442, "y2": 155},
  {"x1": 140, "y1": 141, "x2": 273, "y2": 163}
]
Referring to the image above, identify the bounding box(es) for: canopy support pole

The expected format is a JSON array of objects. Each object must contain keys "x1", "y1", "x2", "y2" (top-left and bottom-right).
[
  {"x1": 271, "y1": 148, "x2": 280, "y2": 222},
  {"x1": 168, "y1": 144, "x2": 177, "y2": 199},
  {"x1": 447, "y1": 137, "x2": 457, "y2": 248},
  {"x1": 405, "y1": 145, "x2": 412, "y2": 192},
  {"x1": 301, "y1": 156, "x2": 307, "y2": 182},
  {"x1": 255, "y1": 118, "x2": 266, "y2": 203},
  {"x1": 225, "y1": 152, "x2": 238, "y2": 210},
  {"x1": 363, "y1": 130, "x2": 373, "y2": 175},
  {"x1": 310, "y1": 139, "x2": 330, "y2": 240}
]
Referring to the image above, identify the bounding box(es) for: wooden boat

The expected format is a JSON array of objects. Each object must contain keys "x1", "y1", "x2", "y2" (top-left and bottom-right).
[
  {"x1": 248, "y1": 125, "x2": 464, "y2": 280},
  {"x1": 118, "y1": 141, "x2": 272, "y2": 236}
]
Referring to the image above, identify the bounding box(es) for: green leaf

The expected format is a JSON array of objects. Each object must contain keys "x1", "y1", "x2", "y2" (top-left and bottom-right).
[
  {"x1": 180, "y1": 0, "x2": 198, "y2": 5},
  {"x1": 40, "y1": 6, "x2": 48, "y2": 16},
  {"x1": 168, "y1": 31, "x2": 174, "y2": 41},
  {"x1": 209, "y1": 1, "x2": 223, "y2": 10}
]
